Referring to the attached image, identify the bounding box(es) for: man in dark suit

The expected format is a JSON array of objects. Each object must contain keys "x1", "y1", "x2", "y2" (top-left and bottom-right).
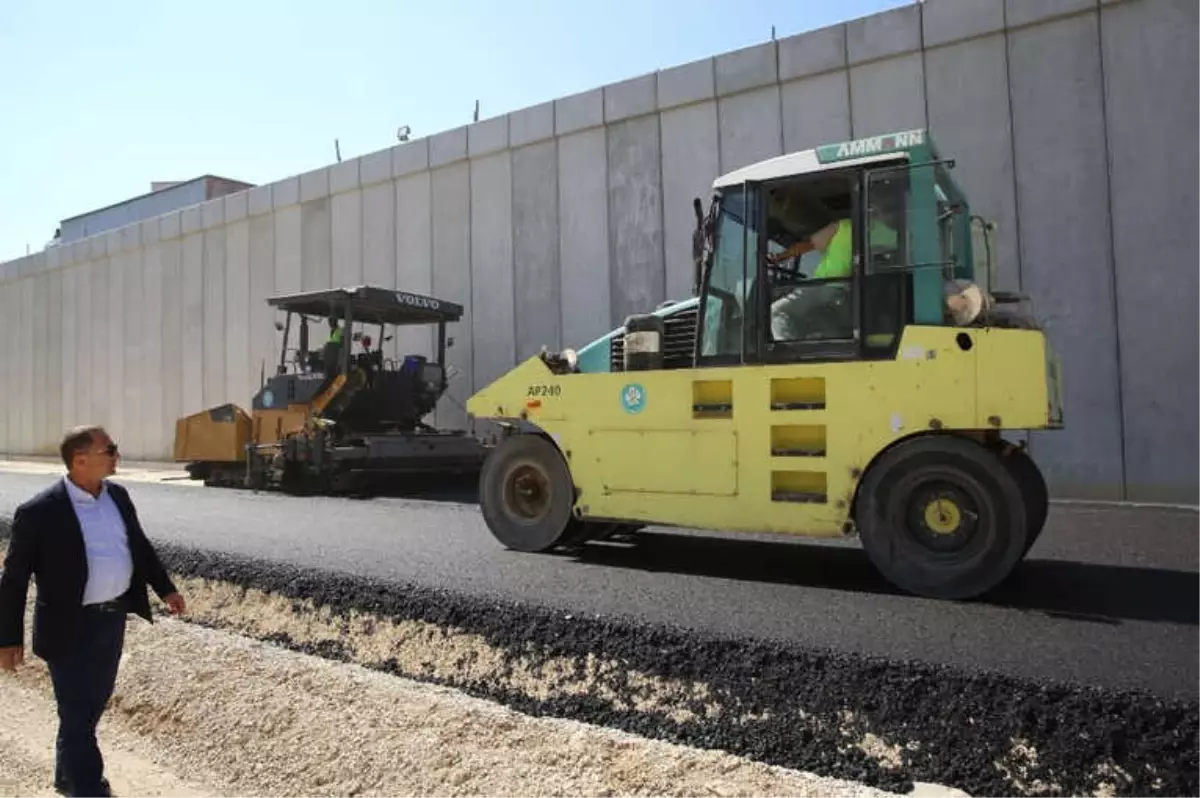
[{"x1": 0, "y1": 425, "x2": 186, "y2": 797}]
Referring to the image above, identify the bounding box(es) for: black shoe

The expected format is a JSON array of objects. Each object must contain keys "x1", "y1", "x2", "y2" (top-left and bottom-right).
[{"x1": 54, "y1": 777, "x2": 113, "y2": 797}]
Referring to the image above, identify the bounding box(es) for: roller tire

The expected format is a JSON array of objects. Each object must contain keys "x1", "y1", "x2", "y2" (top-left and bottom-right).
[
  {"x1": 479, "y1": 434, "x2": 576, "y2": 553},
  {"x1": 1001, "y1": 446, "x2": 1049, "y2": 557},
  {"x1": 855, "y1": 435, "x2": 1029, "y2": 600}
]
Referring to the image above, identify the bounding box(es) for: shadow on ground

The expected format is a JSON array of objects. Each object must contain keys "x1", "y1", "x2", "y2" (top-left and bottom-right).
[{"x1": 558, "y1": 530, "x2": 1199, "y2": 627}]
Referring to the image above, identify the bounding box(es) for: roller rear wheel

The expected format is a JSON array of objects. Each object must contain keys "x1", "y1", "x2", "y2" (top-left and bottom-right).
[
  {"x1": 479, "y1": 435, "x2": 576, "y2": 552},
  {"x1": 855, "y1": 436, "x2": 1029, "y2": 600}
]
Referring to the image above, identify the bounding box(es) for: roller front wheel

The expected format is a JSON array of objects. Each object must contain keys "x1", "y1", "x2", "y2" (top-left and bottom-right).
[{"x1": 855, "y1": 436, "x2": 1030, "y2": 600}]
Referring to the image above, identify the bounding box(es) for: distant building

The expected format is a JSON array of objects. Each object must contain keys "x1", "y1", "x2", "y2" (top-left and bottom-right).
[{"x1": 58, "y1": 175, "x2": 254, "y2": 244}]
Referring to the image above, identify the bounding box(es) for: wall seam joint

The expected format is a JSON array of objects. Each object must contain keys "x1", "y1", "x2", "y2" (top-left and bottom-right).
[
  {"x1": 1093, "y1": 3, "x2": 1129, "y2": 501},
  {"x1": 509, "y1": 147, "x2": 520, "y2": 367},
  {"x1": 1000, "y1": 1, "x2": 1026, "y2": 296}
]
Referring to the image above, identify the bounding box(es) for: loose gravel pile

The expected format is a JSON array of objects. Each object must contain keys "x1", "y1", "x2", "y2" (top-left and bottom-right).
[
  {"x1": 0, "y1": 597, "x2": 898, "y2": 798},
  {"x1": 154, "y1": 542, "x2": 1197, "y2": 797},
  {"x1": 1, "y1": 522, "x2": 1196, "y2": 797}
]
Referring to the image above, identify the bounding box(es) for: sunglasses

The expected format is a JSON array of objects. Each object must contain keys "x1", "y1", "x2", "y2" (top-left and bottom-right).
[{"x1": 91, "y1": 442, "x2": 119, "y2": 457}]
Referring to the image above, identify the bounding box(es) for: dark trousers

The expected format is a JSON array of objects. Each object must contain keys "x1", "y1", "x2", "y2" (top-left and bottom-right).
[{"x1": 46, "y1": 605, "x2": 126, "y2": 797}]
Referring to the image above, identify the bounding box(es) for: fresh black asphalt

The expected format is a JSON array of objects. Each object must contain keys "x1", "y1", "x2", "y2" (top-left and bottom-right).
[{"x1": 0, "y1": 470, "x2": 1194, "y2": 698}]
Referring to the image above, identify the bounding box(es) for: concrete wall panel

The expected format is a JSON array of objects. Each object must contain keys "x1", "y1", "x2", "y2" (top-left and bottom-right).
[
  {"x1": 160, "y1": 240, "x2": 183, "y2": 453},
  {"x1": 781, "y1": 71, "x2": 851, "y2": 153},
  {"x1": 512, "y1": 141, "x2": 562, "y2": 358},
  {"x1": 360, "y1": 149, "x2": 392, "y2": 187},
  {"x1": 202, "y1": 229, "x2": 226, "y2": 409},
  {"x1": 778, "y1": 24, "x2": 847, "y2": 81},
  {"x1": 60, "y1": 269, "x2": 77, "y2": 437},
  {"x1": 430, "y1": 127, "x2": 468, "y2": 168},
  {"x1": 1009, "y1": 12, "x2": 1123, "y2": 499},
  {"x1": 847, "y1": 3, "x2": 921, "y2": 64},
  {"x1": 557, "y1": 129, "x2": 612, "y2": 348},
  {"x1": 180, "y1": 235, "x2": 205, "y2": 417},
  {"x1": 362, "y1": 181, "x2": 396, "y2": 288},
  {"x1": 74, "y1": 264, "x2": 95, "y2": 427},
  {"x1": 104, "y1": 260, "x2": 126, "y2": 449},
  {"x1": 657, "y1": 58, "x2": 715, "y2": 110},
  {"x1": 607, "y1": 114, "x2": 665, "y2": 326},
  {"x1": 392, "y1": 140, "x2": 430, "y2": 178},
  {"x1": 247, "y1": 214, "x2": 276, "y2": 404},
  {"x1": 555, "y1": 89, "x2": 603, "y2": 136},
  {"x1": 225, "y1": 219, "x2": 251, "y2": 405},
  {"x1": 331, "y1": 189, "x2": 363, "y2": 288},
  {"x1": 1102, "y1": 0, "x2": 1199, "y2": 503},
  {"x1": 31, "y1": 276, "x2": 48, "y2": 452},
  {"x1": 431, "y1": 163, "x2": 473, "y2": 429},
  {"x1": 849, "y1": 52, "x2": 927, "y2": 137},
  {"x1": 604, "y1": 74, "x2": 657, "y2": 123},
  {"x1": 362, "y1": 180, "x2": 398, "y2": 365},
  {"x1": 718, "y1": 85, "x2": 782, "y2": 173},
  {"x1": 300, "y1": 168, "x2": 330, "y2": 203},
  {"x1": 121, "y1": 254, "x2": 144, "y2": 458},
  {"x1": 922, "y1": 0, "x2": 1004, "y2": 48},
  {"x1": 511, "y1": 102, "x2": 555, "y2": 148},
  {"x1": 469, "y1": 152, "x2": 516, "y2": 390},
  {"x1": 17, "y1": 279, "x2": 34, "y2": 453},
  {"x1": 924, "y1": 35, "x2": 1020, "y2": 290},
  {"x1": 716, "y1": 42, "x2": 778, "y2": 96},
  {"x1": 273, "y1": 206, "x2": 302, "y2": 295},
  {"x1": 0, "y1": 288, "x2": 11, "y2": 452},
  {"x1": 468, "y1": 116, "x2": 510, "y2": 157},
  {"x1": 1006, "y1": 0, "x2": 1094, "y2": 29},
  {"x1": 395, "y1": 171, "x2": 434, "y2": 363},
  {"x1": 141, "y1": 243, "x2": 165, "y2": 458},
  {"x1": 44, "y1": 271, "x2": 63, "y2": 450},
  {"x1": 330, "y1": 158, "x2": 360, "y2": 196},
  {"x1": 661, "y1": 100, "x2": 719, "y2": 301},
  {"x1": 300, "y1": 199, "x2": 332, "y2": 291}
]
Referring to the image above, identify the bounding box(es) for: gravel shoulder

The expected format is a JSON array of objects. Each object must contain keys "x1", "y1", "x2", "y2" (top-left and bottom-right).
[
  {"x1": 0, "y1": 657, "x2": 218, "y2": 797},
  {"x1": 0, "y1": 605, "x2": 900, "y2": 798}
]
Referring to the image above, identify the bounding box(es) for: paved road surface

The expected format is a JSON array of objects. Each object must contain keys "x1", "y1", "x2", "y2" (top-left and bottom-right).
[{"x1": 0, "y1": 471, "x2": 1195, "y2": 698}]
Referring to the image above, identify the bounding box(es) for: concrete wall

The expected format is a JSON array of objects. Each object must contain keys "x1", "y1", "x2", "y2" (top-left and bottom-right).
[{"x1": 1, "y1": 0, "x2": 1195, "y2": 503}]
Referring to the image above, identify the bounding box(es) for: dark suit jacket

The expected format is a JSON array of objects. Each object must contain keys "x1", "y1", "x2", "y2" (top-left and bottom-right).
[{"x1": 0, "y1": 478, "x2": 177, "y2": 661}]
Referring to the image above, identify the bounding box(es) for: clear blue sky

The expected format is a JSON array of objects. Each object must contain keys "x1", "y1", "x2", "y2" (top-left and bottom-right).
[{"x1": 0, "y1": 0, "x2": 906, "y2": 262}]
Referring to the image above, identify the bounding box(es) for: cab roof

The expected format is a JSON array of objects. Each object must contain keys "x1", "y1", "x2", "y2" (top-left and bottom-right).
[
  {"x1": 266, "y1": 285, "x2": 463, "y2": 326},
  {"x1": 712, "y1": 128, "x2": 935, "y2": 189}
]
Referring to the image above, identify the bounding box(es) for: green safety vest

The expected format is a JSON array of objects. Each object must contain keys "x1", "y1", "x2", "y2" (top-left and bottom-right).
[
  {"x1": 811, "y1": 218, "x2": 899, "y2": 279},
  {"x1": 329, "y1": 327, "x2": 343, "y2": 344}
]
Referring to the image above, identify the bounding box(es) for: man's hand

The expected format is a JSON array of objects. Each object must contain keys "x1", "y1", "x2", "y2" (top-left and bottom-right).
[
  {"x1": 0, "y1": 646, "x2": 24, "y2": 672},
  {"x1": 163, "y1": 593, "x2": 186, "y2": 615}
]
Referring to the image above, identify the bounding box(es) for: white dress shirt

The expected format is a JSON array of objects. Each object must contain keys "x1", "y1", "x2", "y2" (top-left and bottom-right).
[{"x1": 63, "y1": 477, "x2": 133, "y2": 605}]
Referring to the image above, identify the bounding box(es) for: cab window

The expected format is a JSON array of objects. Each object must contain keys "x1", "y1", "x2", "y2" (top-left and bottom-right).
[
  {"x1": 699, "y1": 185, "x2": 758, "y2": 360},
  {"x1": 762, "y1": 174, "x2": 856, "y2": 348}
]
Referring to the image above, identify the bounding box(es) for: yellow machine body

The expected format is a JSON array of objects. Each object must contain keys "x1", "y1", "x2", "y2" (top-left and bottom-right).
[
  {"x1": 466, "y1": 325, "x2": 1063, "y2": 537},
  {"x1": 173, "y1": 368, "x2": 353, "y2": 466},
  {"x1": 173, "y1": 404, "x2": 254, "y2": 464}
]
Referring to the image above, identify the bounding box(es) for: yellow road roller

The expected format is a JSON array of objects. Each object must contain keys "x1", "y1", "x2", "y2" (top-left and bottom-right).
[{"x1": 466, "y1": 129, "x2": 1064, "y2": 600}]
